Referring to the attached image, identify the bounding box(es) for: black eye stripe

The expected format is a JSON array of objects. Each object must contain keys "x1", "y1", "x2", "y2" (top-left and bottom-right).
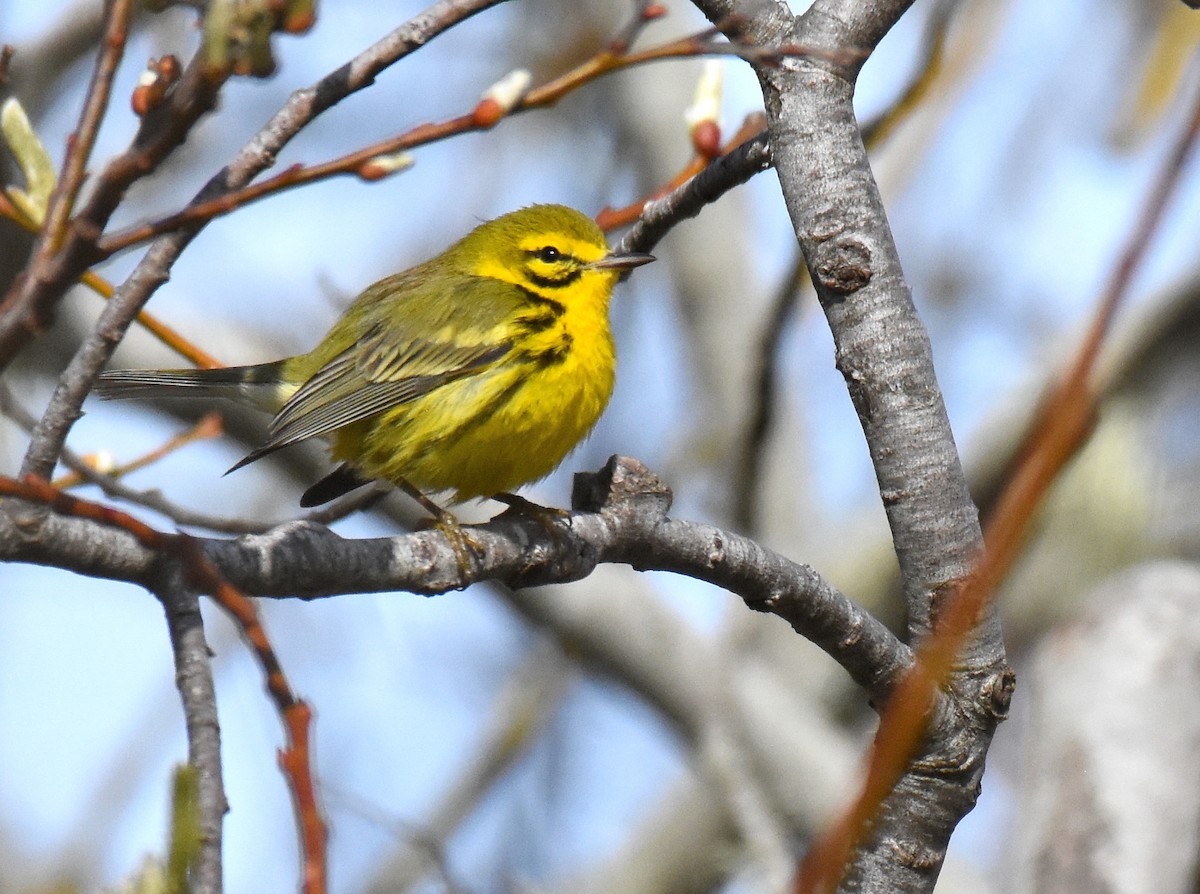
[
  {"x1": 525, "y1": 268, "x2": 582, "y2": 290},
  {"x1": 521, "y1": 244, "x2": 583, "y2": 289},
  {"x1": 531, "y1": 246, "x2": 562, "y2": 263}
]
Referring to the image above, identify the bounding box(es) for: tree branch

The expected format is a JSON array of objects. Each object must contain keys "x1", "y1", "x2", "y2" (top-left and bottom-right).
[
  {"x1": 616, "y1": 129, "x2": 772, "y2": 257},
  {"x1": 95, "y1": 20, "x2": 791, "y2": 258},
  {"x1": 0, "y1": 456, "x2": 909, "y2": 709},
  {"x1": 688, "y1": 0, "x2": 1009, "y2": 891},
  {"x1": 154, "y1": 571, "x2": 227, "y2": 894},
  {"x1": 0, "y1": 43, "x2": 227, "y2": 377},
  {"x1": 36, "y1": 0, "x2": 133, "y2": 253}
]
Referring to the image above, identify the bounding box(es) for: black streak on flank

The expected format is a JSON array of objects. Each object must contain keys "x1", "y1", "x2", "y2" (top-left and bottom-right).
[
  {"x1": 528, "y1": 334, "x2": 573, "y2": 368},
  {"x1": 515, "y1": 311, "x2": 560, "y2": 335}
]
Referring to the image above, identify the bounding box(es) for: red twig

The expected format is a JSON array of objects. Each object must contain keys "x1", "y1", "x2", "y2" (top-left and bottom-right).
[
  {"x1": 0, "y1": 198, "x2": 224, "y2": 369},
  {"x1": 52, "y1": 412, "x2": 224, "y2": 489},
  {"x1": 794, "y1": 60, "x2": 1200, "y2": 894},
  {"x1": 605, "y1": 0, "x2": 667, "y2": 55},
  {"x1": 0, "y1": 44, "x2": 13, "y2": 85},
  {"x1": 37, "y1": 0, "x2": 133, "y2": 253},
  {"x1": 96, "y1": 27, "x2": 808, "y2": 257},
  {"x1": 0, "y1": 474, "x2": 327, "y2": 894},
  {"x1": 596, "y1": 112, "x2": 767, "y2": 231},
  {"x1": 0, "y1": 31, "x2": 229, "y2": 373}
]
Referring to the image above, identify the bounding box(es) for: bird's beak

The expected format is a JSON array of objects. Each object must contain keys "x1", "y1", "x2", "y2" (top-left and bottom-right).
[{"x1": 588, "y1": 250, "x2": 656, "y2": 271}]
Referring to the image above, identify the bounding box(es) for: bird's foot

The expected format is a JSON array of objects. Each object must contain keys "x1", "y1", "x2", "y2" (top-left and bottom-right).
[{"x1": 400, "y1": 481, "x2": 480, "y2": 579}]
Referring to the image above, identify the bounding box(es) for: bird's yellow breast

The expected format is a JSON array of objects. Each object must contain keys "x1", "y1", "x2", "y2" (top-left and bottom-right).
[{"x1": 332, "y1": 269, "x2": 617, "y2": 501}]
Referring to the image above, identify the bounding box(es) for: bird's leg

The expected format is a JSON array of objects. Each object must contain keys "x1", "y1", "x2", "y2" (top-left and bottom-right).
[{"x1": 396, "y1": 479, "x2": 479, "y2": 577}]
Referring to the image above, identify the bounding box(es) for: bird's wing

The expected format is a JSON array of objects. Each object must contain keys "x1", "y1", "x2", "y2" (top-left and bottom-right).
[
  {"x1": 256, "y1": 276, "x2": 520, "y2": 454},
  {"x1": 263, "y1": 336, "x2": 509, "y2": 450}
]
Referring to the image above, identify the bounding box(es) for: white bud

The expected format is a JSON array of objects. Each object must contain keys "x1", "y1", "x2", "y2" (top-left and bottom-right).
[
  {"x1": 480, "y1": 69, "x2": 532, "y2": 115},
  {"x1": 684, "y1": 60, "x2": 724, "y2": 135}
]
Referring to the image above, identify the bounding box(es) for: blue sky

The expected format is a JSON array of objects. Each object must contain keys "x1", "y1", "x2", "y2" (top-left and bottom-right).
[{"x1": 3, "y1": 1, "x2": 1198, "y2": 891}]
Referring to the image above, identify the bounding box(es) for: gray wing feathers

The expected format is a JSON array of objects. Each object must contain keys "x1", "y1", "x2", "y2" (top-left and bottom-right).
[
  {"x1": 251, "y1": 334, "x2": 511, "y2": 458},
  {"x1": 95, "y1": 362, "x2": 286, "y2": 401}
]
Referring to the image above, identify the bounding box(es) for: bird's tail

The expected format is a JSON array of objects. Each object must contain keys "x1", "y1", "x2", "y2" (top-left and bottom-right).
[{"x1": 94, "y1": 360, "x2": 292, "y2": 409}]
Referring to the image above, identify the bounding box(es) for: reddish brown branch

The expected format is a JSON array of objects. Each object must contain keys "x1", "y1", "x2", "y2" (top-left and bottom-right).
[
  {"x1": 608, "y1": 1, "x2": 669, "y2": 53},
  {"x1": 0, "y1": 0, "x2": 133, "y2": 366},
  {"x1": 96, "y1": 28, "x2": 808, "y2": 257},
  {"x1": 0, "y1": 0, "x2": 321, "y2": 374},
  {"x1": 0, "y1": 203, "x2": 223, "y2": 369},
  {"x1": 52, "y1": 412, "x2": 223, "y2": 489},
  {"x1": 614, "y1": 125, "x2": 772, "y2": 258},
  {"x1": 37, "y1": 0, "x2": 133, "y2": 253},
  {"x1": 0, "y1": 472, "x2": 164, "y2": 541},
  {"x1": 794, "y1": 66, "x2": 1200, "y2": 894},
  {"x1": 597, "y1": 112, "x2": 766, "y2": 231},
  {"x1": 0, "y1": 58, "x2": 229, "y2": 373}
]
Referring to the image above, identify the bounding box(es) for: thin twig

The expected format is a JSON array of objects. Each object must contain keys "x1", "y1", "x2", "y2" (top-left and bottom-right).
[
  {"x1": 616, "y1": 128, "x2": 772, "y2": 257},
  {"x1": 52, "y1": 412, "x2": 224, "y2": 489},
  {"x1": 0, "y1": 200, "x2": 223, "y2": 368},
  {"x1": 607, "y1": 0, "x2": 666, "y2": 55},
  {"x1": 36, "y1": 0, "x2": 133, "y2": 252},
  {"x1": 0, "y1": 31, "x2": 227, "y2": 374},
  {"x1": 858, "y1": 0, "x2": 956, "y2": 146},
  {"x1": 4, "y1": 0, "x2": 111, "y2": 112},
  {"x1": 731, "y1": 0, "x2": 956, "y2": 535},
  {"x1": 0, "y1": 0, "x2": 133, "y2": 364},
  {"x1": 0, "y1": 382, "x2": 384, "y2": 534},
  {"x1": 96, "y1": 29, "x2": 802, "y2": 257},
  {"x1": 597, "y1": 112, "x2": 768, "y2": 231}
]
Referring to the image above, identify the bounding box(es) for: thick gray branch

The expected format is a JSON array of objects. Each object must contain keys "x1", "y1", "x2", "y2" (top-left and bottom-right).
[
  {"x1": 689, "y1": 0, "x2": 1012, "y2": 890},
  {"x1": 0, "y1": 457, "x2": 909, "y2": 709},
  {"x1": 764, "y1": 3, "x2": 986, "y2": 636}
]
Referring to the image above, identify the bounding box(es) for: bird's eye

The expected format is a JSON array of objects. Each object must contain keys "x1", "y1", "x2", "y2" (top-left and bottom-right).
[{"x1": 536, "y1": 246, "x2": 561, "y2": 263}]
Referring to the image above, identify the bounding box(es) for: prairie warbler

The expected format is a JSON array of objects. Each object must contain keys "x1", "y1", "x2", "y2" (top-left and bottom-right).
[{"x1": 97, "y1": 205, "x2": 653, "y2": 509}]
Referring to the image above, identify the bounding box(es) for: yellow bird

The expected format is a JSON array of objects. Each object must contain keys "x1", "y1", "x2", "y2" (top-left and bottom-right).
[{"x1": 97, "y1": 204, "x2": 653, "y2": 509}]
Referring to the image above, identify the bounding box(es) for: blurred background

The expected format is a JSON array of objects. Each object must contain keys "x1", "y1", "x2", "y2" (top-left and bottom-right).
[{"x1": 3, "y1": 0, "x2": 1200, "y2": 891}]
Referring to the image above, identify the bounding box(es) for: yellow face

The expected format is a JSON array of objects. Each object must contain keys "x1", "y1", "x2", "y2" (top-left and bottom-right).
[
  {"x1": 463, "y1": 204, "x2": 617, "y2": 305},
  {"x1": 513, "y1": 231, "x2": 612, "y2": 290}
]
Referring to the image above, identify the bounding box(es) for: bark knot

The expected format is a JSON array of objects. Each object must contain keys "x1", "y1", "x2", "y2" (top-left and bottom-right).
[
  {"x1": 884, "y1": 836, "x2": 946, "y2": 871},
  {"x1": 985, "y1": 667, "x2": 1016, "y2": 719},
  {"x1": 840, "y1": 610, "x2": 864, "y2": 647},
  {"x1": 706, "y1": 533, "x2": 726, "y2": 567},
  {"x1": 811, "y1": 234, "x2": 872, "y2": 295}
]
